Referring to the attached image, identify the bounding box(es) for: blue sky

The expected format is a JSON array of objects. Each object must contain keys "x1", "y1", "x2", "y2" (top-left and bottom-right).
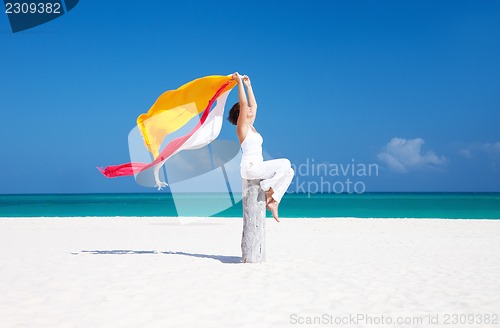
[{"x1": 1, "y1": 0, "x2": 499, "y2": 193}]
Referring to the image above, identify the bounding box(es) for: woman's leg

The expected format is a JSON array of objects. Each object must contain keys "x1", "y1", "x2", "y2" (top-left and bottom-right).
[
  {"x1": 262, "y1": 167, "x2": 294, "y2": 203},
  {"x1": 242, "y1": 158, "x2": 294, "y2": 221},
  {"x1": 266, "y1": 195, "x2": 280, "y2": 222},
  {"x1": 244, "y1": 158, "x2": 295, "y2": 204}
]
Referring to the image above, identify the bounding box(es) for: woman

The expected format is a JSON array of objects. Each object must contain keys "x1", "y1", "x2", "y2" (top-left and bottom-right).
[{"x1": 227, "y1": 72, "x2": 294, "y2": 222}]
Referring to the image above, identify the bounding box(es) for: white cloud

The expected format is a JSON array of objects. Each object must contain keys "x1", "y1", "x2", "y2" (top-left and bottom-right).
[
  {"x1": 459, "y1": 141, "x2": 500, "y2": 159},
  {"x1": 377, "y1": 138, "x2": 447, "y2": 173},
  {"x1": 480, "y1": 142, "x2": 500, "y2": 156},
  {"x1": 458, "y1": 148, "x2": 472, "y2": 158}
]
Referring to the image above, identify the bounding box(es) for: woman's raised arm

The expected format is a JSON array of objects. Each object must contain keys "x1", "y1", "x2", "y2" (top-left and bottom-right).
[
  {"x1": 233, "y1": 72, "x2": 250, "y2": 132},
  {"x1": 233, "y1": 72, "x2": 248, "y2": 110},
  {"x1": 243, "y1": 75, "x2": 257, "y2": 112}
]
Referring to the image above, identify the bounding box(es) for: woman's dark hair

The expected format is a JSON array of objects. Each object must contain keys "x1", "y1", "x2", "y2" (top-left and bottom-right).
[{"x1": 227, "y1": 102, "x2": 240, "y2": 125}]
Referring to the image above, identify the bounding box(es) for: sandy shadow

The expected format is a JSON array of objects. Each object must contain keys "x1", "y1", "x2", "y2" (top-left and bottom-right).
[{"x1": 79, "y1": 250, "x2": 241, "y2": 264}]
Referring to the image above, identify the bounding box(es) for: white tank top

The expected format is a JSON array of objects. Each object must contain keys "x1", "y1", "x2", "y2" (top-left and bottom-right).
[{"x1": 241, "y1": 125, "x2": 263, "y2": 163}]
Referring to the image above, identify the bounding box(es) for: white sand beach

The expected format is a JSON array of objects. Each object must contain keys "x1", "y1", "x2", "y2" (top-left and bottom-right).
[{"x1": 1, "y1": 217, "x2": 499, "y2": 327}]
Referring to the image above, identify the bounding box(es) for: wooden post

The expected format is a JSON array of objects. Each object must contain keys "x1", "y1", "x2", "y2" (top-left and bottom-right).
[{"x1": 241, "y1": 179, "x2": 266, "y2": 263}]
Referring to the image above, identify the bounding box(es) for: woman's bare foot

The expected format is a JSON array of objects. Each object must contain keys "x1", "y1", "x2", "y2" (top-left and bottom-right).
[
  {"x1": 267, "y1": 200, "x2": 280, "y2": 222},
  {"x1": 265, "y1": 188, "x2": 274, "y2": 206}
]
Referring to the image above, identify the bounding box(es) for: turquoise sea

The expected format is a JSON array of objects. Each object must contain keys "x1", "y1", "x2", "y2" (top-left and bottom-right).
[{"x1": 0, "y1": 193, "x2": 499, "y2": 219}]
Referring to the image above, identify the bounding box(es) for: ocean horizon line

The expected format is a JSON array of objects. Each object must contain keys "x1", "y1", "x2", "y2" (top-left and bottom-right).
[
  {"x1": 0, "y1": 192, "x2": 498, "y2": 219},
  {"x1": 1, "y1": 191, "x2": 499, "y2": 196}
]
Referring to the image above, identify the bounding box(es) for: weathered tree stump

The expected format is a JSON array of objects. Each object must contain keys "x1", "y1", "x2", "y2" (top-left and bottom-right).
[{"x1": 241, "y1": 179, "x2": 266, "y2": 263}]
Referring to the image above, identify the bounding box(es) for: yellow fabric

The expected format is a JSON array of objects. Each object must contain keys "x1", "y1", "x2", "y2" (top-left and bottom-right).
[{"x1": 137, "y1": 75, "x2": 236, "y2": 158}]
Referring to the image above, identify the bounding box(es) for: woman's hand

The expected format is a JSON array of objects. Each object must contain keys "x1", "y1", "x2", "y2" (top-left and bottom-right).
[
  {"x1": 232, "y1": 72, "x2": 242, "y2": 83},
  {"x1": 243, "y1": 75, "x2": 251, "y2": 87}
]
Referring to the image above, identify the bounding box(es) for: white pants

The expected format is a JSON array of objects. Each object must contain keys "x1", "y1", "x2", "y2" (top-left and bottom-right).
[{"x1": 240, "y1": 158, "x2": 294, "y2": 203}]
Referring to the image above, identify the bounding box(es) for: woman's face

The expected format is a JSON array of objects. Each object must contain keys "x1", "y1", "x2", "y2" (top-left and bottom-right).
[{"x1": 246, "y1": 107, "x2": 255, "y2": 119}]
